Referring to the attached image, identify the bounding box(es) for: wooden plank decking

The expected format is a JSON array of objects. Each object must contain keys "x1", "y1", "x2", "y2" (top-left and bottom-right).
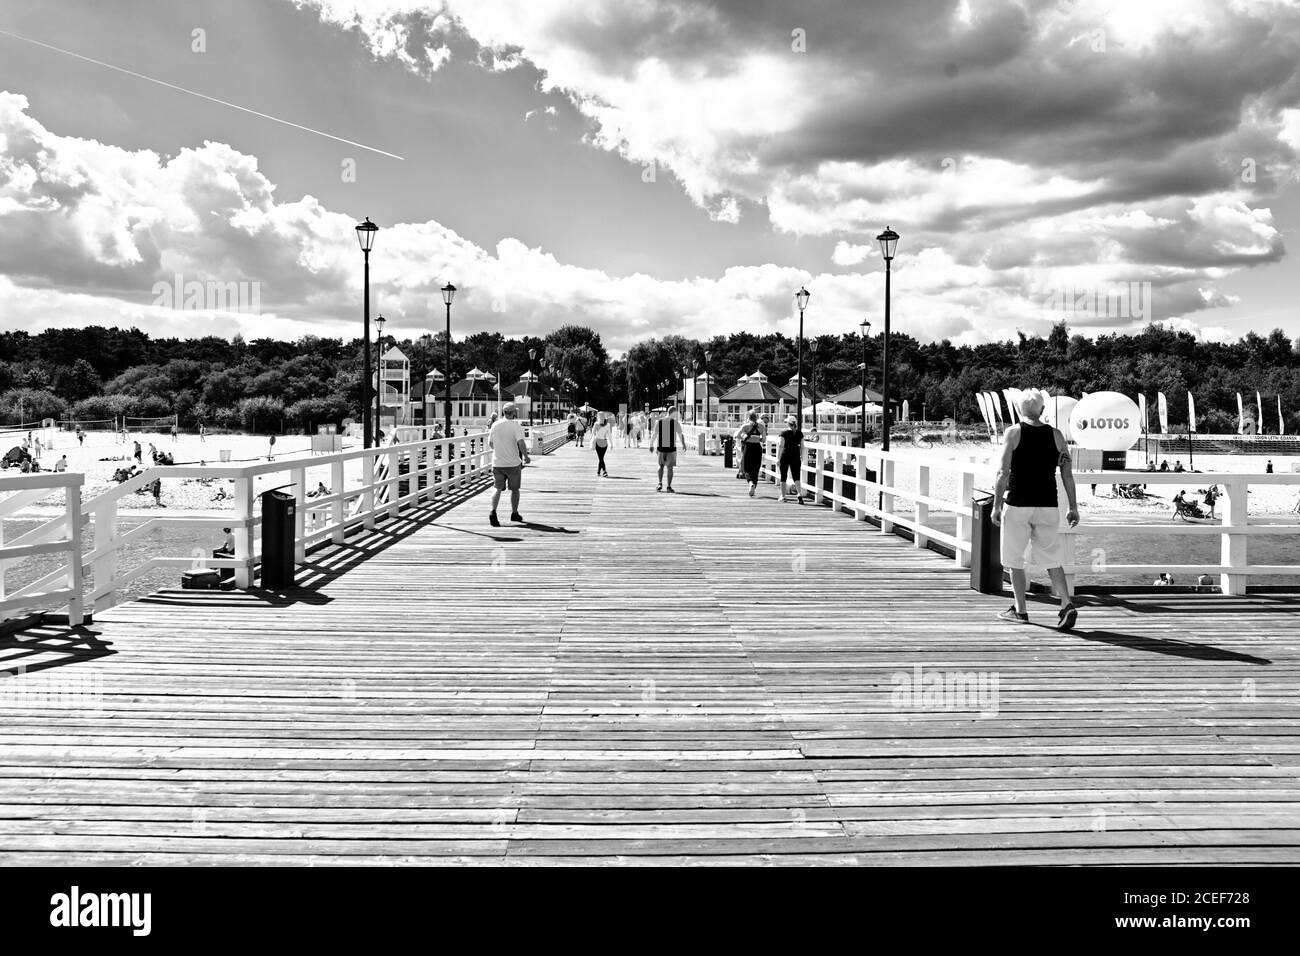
[{"x1": 2, "y1": 441, "x2": 1299, "y2": 865}]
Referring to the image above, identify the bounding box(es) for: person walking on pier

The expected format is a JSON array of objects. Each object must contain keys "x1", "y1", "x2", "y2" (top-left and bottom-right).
[
  {"x1": 776, "y1": 415, "x2": 804, "y2": 503},
  {"x1": 991, "y1": 390, "x2": 1080, "y2": 629},
  {"x1": 592, "y1": 414, "x2": 612, "y2": 477},
  {"x1": 487, "y1": 403, "x2": 531, "y2": 526},
  {"x1": 654, "y1": 406, "x2": 685, "y2": 492},
  {"x1": 736, "y1": 411, "x2": 766, "y2": 497}
]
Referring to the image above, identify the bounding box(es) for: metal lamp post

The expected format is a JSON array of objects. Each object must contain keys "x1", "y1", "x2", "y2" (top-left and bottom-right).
[
  {"x1": 441, "y1": 282, "x2": 455, "y2": 439},
  {"x1": 704, "y1": 351, "x2": 712, "y2": 427},
  {"x1": 809, "y1": 339, "x2": 819, "y2": 434},
  {"x1": 528, "y1": 349, "x2": 537, "y2": 425},
  {"x1": 355, "y1": 217, "x2": 379, "y2": 449},
  {"x1": 690, "y1": 360, "x2": 698, "y2": 424},
  {"x1": 374, "y1": 314, "x2": 386, "y2": 445},
  {"x1": 540, "y1": 357, "x2": 549, "y2": 422},
  {"x1": 859, "y1": 319, "x2": 871, "y2": 447},
  {"x1": 875, "y1": 228, "x2": 898, "y2": 453},
  {"x1": 795, "y1": 288, "x2": 810, "y2": 431}
]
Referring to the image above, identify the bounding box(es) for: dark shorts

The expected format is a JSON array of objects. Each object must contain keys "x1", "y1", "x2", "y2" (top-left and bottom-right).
[
  {"x1": 493, "y1": 466, "x2": 523, "y2": 491},
  {"x1": 779, "y1": 458, "x2": 800, "y2": 482}
]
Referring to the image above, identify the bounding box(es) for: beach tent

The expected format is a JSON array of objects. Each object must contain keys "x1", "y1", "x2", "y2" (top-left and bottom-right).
[{"x1": 2, "y1": 446, "x2": 29, "y2": 467}]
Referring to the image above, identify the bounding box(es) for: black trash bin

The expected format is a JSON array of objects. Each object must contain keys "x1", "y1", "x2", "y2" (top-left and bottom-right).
[
  {"x1": 722, "y1": 435, "x2": 735, "y2": 470},
  {"x1": 970, "y1": 491, "x2": 1003, "y2": 593},
  {"x1": 260, "y1": 488, "x2": 296, "y2": 590}
]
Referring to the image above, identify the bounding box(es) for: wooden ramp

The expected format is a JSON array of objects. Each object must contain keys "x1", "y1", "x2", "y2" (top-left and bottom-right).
[{"x1": 2, "y1": 441, "x2": 1299, "y2": 865}]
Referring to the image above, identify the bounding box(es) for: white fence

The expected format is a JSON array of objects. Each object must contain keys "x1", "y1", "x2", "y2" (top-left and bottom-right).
[
  {"x1": 743, "y1": 439, "x2": 1300, "y2": 596},
  {"x1": 0, "y1": 432, "x2": 496, "y2": 623}
]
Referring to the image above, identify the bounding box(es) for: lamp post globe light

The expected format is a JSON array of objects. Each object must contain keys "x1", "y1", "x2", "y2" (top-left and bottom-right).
[
  {"x1": 794, "y1": 287, "x2": 810, "y2": 431},
  {"x1": 441, "y1": 283, "x2": 456, "y2": 439},
  {"x1": 355, "y1": 217, "x2": 379, "y2": 449},
  {"x1": 859, "y1": 319, "x2": 871, "y2": 447},
  {"x1": 876, "y1": 227, "x2": 898, "y2": 453},
  {"x1": 528, "y1": 348, "x2": 537, "y2": 425},
  {"x1": 375, "y1": 314, "x2": 386, "y2": 445}
]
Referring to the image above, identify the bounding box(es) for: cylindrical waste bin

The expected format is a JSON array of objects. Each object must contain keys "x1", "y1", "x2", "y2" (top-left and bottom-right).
[
  {"x1": 722, "y1": 435, "x2": 735, "y2": 469},
  {"x1": 970, "y1": 491, "x2": 1003, "y2": 593},
  {"x1": 260, "y1": 489, "x2": 296, "y2": 590}
]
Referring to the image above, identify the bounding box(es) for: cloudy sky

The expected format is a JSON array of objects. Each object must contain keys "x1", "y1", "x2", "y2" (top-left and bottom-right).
[{"x1": 1, "y1": 0, "x2": 1298, "y2": 353}]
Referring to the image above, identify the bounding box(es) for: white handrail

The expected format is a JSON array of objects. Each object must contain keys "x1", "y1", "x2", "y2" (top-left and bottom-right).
[
  {"x1": 736, "y1": 437, "x2": 1300, "y2": 596},
  {"x1": 2, "y1": 432, "x2": 495, "y2": 620}
]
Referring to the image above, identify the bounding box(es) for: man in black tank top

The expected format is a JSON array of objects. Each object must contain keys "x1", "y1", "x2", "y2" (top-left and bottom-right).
[{"x1": 992, "y1": 391, "x2": 1080, "y2": 629}]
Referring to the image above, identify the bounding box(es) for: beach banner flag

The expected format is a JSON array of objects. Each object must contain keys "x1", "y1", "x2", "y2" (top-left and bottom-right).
[
  {"x1": 974, "y1": 392, "x2": 989, "y2": 429},
  {"x1": 1005, "y1": 388, "x2": 1022, "y2": 422},
  {"x1": 987, "y1": 391, "x2": 1003, "y2": 428},
  {"x1": 1138, "y1": 393, "x2": 1148, "y2": 434},
  {"x1": 1188, "y1": 392, "x2": 1197, "y2": 434},
  {"x1": 1257, "y1": 391, "x2": 1264, "y2": 434},
  {"x1": 902, "y1": 399, "x2": 910, "y2": 422},
  {"x1": 1157, "y1": 391, "x2": 1169, "y2": 434},
  {"x1": 1237, "y1": 392, "x2": 1245, "y2": 433},
  {"x1": 1279, "y1": 395, "x2": 1285, "y2": 436}
]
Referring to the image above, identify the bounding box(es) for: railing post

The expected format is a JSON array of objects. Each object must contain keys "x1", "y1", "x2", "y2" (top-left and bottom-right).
[
  {"x1": 66, "y1": 480, "x2": 84, "y2": 626},
  {"x1": 956, "y1": 470, "x2": 974, "y2": 568},
  {"x1": 331, "y1": 460, "x2": 345, "y2": 544},
  {"x1": 362, "y1": 454, "x2": 376, "y2": 530},
  {"x1": 915, "y1": 463, "x2": 930, "y2": 549},
  {"x1": 291, "y1": 467, "x2": 306, "y2": 564},
  {"x1": 92, "y1": 499, "x2": 117, "y2": 613},
  {"x1": 1220, "y1": 477, "x2": 1248, "y2": 596},
  {"x1": 387, "y1": 447, "x2": 400, "y2": 517},
  {"x1": 234, "y1": 476, "x2": 254, "y2": 588},
  {"x1": 854, "y1": 450, "x2": 868, "y2": 521},
  {"x1": 880, "y1": 456, "x2": 895, "y2": 534},
  {"x1": 832, "y1": 449, "x2": 843, "y2": 513},
  {"x1": 812, "y1": 445, "x2": 825, "y2": 505}
]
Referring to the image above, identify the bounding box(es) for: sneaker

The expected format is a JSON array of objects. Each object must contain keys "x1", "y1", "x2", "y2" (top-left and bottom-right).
[
  {"x1": 749, "y1": 484, "x2": 756, "y2": 497},
  {"x1": 998, "y1": 606, "x2": 1029, "y2": 624},
  {"x1": 666, "y1": 486, "x2": 675, "y2": 493},
  {"x1": 656, "y1": 484, "x2": 663, "y2": 492},
  {"x1": 489, "y1": 512, "x2": 500, "y2": 527},
  {"x1": 510, "y1": 512, "x2": 524, "y2": 523},
  {"x1": 1058, "y1": 603, "x2": 1078, "y2": 630}
]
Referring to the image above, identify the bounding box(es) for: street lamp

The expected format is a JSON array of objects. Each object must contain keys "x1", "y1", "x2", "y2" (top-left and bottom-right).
[
  {"x1": 441, "y1": 282, "x2": 456, "y2": 439},
  {"x1": 528, "y1": 348, "x2": 537, "y2": 425},
  {"x1": 540, "y1": 357, "x2": 549, "y2": 422},
  {"x1": 704, "y1": 350, "x2": 712, "y2": 427},
  {"x1": 809, "y1": 339, "x2": 819, "y2": 434},
  {"x1": 795, "y1": 287, "x2": 810, "y2": 431},
  {"x1": 858, "y1": 319, "x2": 871, "y2": 447},
  {"x1": 355, "y1": 217, "x2": 379, "y2": 449},
  {"x1": 690, "y1": 360, "x2": 698, "y2": 424},
  {"x1": 876, "y1": 228, "x2": 898, "y2": 453},
  {"x1": 375, "y1": 314, "x2": 386, "y2": 445}
]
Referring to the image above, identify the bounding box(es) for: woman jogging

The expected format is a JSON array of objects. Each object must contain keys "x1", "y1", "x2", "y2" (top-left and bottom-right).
[
  {"x1": 591, "y1": 414, "x2": 612, "y2": 476},
  {"x1": 776, "y1": 414, "x2": 804, "y2": 503},
  {"x1": 735, "y1": 411, "x2": 766, "y2": 497}
]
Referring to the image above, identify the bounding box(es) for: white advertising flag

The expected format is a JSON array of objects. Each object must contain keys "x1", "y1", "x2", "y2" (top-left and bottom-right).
[
  {"x1": 1257, "y1": 391, "x2": 1264, "y2": 434},
  {"x1": 975, "y1": 391, "x2": 989, "y2": 429},
  {"x1": 1279, "y1": 395, "x2": 1285, "y2": 436},
  {"x1": 1138, "y1": 394, "x2": 1148, "y2": 434},
  {"x1": 1157, "y1": 391, "x2": 1169, "y2": 434},
  {"x1": 1237, "y1": 392, "x2": 1245, "y2": 433},
  {"x1": 902, "y1": 399, "x2": 910, "y2": 422},
  {"x1": 1187, "y1": 392, "x2": 1197, "y2": 434},
  {"x1": 1003, "y1": 388, "x2": 1020, "y2": 423}
]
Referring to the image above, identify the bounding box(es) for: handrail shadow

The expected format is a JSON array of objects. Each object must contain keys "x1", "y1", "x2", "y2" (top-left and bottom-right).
[{"x1": 0, "y1": 624, "x2": 115, "y2": 675}]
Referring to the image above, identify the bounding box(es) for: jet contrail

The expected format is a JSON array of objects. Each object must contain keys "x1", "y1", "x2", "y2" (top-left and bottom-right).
[{"x1": 0, "y1": 28, "x2": 404, "y2": 160}]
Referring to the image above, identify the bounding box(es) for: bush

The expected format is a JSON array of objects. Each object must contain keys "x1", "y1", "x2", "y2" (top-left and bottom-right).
[
  {"x1": 286, "y1": 396, "x2": 351, "y2": 433},
  {"x1": 0, "y1": 388, "x2": 69, "y2": 423}
]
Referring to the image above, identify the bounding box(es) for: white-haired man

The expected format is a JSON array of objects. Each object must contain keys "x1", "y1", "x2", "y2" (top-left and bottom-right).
[
  {"x1": 488, "y1": 403, "x2": 531, "y2": 526},
  {"x1": 992, "y1": 390, "x2": 1080, "y2": 629}
]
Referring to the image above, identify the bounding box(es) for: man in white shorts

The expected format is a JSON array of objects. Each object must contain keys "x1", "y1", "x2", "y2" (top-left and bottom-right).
[{"x1": 991, "y1": 390, "x2": 1080, "y2": 629}]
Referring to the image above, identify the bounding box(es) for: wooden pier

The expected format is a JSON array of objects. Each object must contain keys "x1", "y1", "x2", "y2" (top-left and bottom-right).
[{"x1": 2, "y1": 441, "x2": 1298, "y2": 865}]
